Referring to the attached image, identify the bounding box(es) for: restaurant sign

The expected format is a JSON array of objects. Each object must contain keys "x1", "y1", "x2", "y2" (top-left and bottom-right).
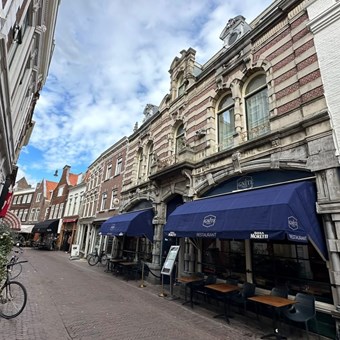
[
  {"x1": 203, "y1": 215, "x2": 216, "y2": 228},
  {"x1": 237, "y1": 176, "x2": 253, "y2": 190},
  {"x1": 250, "y1": 231, "x2": 269, "y2": 239},
  {"x1": 288, "y1": 216, "x2": 298, "y2": 230}
]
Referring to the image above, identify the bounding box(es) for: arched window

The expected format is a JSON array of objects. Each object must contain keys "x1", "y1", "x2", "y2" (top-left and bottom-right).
[
  {"x1": 217, "y1": 95, "x2": 235, "y2": 151},
  {"x1": 245, "y1": 74, "x2": 269, "y2": 139},
  {"x1": 175, "y1": 124, "x2": 185, "y2": 154}
]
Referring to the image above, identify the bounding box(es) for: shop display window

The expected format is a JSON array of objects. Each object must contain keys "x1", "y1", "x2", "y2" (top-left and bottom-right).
[
  {"x1": 202, "y1": 239, "x2": 246, "y2": 281},
  {"x1": 252, "y1": 241, "x2": 332, "y2": 303}
]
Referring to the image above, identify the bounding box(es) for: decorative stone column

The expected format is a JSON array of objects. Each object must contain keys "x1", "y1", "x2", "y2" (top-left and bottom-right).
[{"x1": 146, "y1": 202, "x2": 164, "y2": 284}]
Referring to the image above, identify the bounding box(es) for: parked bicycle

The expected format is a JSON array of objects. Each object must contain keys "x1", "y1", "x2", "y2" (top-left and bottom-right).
[
  {"x1": 0, "y1": 260, "x2": 28, "y2": 319},
  {"x1": 87, "y1": 249, "x2": 108, "y2": 266},
  {"x1": 8, "y1": 243, "x2": 24, "y2": 280}
]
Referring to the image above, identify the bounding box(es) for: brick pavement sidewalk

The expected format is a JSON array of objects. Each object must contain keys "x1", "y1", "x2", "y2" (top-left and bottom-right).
[{"x1": 0, "y1": 249, "x2": 325, "y2": 340}]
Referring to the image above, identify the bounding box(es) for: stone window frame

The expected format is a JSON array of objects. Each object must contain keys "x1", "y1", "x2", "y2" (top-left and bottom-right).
[
  {"x1": 243, "y1": 73, "x2": 270, "y2": 141},
  {"x1": 216, "y1": 93, "x2": 235, "y2": 151}
]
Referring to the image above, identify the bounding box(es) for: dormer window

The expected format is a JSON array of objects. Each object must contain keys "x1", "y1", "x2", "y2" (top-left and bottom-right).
[{"x1": 219, "y1": 16, "x2": 251, "y2": 50}]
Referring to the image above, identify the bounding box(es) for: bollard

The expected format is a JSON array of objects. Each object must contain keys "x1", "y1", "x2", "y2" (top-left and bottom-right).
[
  {"x1": 158, "y1": 274, "x2": 167, "y2": 297},
  {"x1": 139, "y1": 261, "x2": 146, "y2": 288}
]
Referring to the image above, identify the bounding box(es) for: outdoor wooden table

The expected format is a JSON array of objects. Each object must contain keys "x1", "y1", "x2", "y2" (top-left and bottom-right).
[
  {"x1": 248, "y1": 295, "x2": 295, "y2": 339},
  {"x1": 108, "y1": 258, "x2": 128, "y2": 274},
  {"x1": 119, "y1": 261, "x2": 138, "y2": 280},
  {"x1": 204, "y1": 283, "x2": 240, "y2": 323},
  {"x1": 177, "y1": 276, "x2": 205, "y2": 308}
]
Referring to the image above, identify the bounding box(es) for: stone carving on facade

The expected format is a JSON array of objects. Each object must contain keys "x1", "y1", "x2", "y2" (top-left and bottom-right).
[
  {"x1": 242, "y1": 56, "x2": 251, "y2": 74},
  {"x1": 232, "y1": 151, "x2": 242, "y2": 173},
  {"x1": 142, "y1": 104, "x2": 158, "y2": 123},
  {"x1": 206, "y1": 173, "x2": 215, "y2": 186},
  {"x1": 149, "y1": 182, "x2": 160, "y2": 197},
  {"x1": 215, "y1": 76, "x2": 227, "y2": 91},
  {"x1": 33, "y1": 0, "x2": 42, "y2": 12},
  {"x1": 271, "y1": 137, "x2": 281, "y2": 147}
]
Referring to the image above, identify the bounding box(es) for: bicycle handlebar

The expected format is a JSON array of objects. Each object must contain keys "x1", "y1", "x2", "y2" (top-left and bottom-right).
[{"x1": 6, "y1": 260, "x2": 28, "y2": 267}]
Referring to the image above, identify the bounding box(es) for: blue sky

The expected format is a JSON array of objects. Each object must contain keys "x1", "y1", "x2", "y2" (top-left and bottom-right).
[{"x1": 18, "y1": 0, "x2": 273, "y2": 186}]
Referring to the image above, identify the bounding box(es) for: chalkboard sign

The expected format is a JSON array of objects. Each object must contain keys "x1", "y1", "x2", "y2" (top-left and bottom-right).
[{"x1": 161, "y1": 245, "x2": 180, "y2": 276}]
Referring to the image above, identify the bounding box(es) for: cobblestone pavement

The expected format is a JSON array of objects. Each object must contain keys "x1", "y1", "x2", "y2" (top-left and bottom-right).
[{"x1": 0, "y1": 249, "x2": 322, "y2": 340}]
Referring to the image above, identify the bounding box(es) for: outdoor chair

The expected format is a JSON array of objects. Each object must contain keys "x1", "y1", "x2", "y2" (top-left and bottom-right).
[
  {"x1": 283, "y1": 293, "x2": 320, "y2": 340},
  {"x1": 225, "y1": 277, "x2": 239, "y2": 286},
  {"x1": 258, "y1": 286, "x2": 290, "y2": 321},
  {"x1": 192, "y1": 274, "x2": 217, "y2": 303},
  {"x1": 230, "y1": 282, "x2": 256, "y2": 315},
  {"x1": 271, "y1": 287, "x2": 288, "y2": 298}
]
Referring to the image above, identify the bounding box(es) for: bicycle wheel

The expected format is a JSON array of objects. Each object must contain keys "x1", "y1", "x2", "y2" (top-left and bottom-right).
[
  {"x1": 9, "y1": 262, "x2": 22, "y2": 280},
  {"x1": 87, "y1": 255, "x2": 98, "y2": 266},
  {"x1": 0, "y1": 281, "x2": 27, "y2": 319},
  {"x1": 101, "y1": 254, "x2": 108, "y2": 266}
]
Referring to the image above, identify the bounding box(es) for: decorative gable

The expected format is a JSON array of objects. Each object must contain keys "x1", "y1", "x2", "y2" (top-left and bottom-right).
[{"x1": 219, "y1": 15, "x2": 252, "y2": 50}]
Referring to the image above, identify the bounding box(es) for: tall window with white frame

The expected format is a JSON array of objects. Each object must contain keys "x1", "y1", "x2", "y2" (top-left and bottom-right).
[
  {"x1": 68, "y1": 197, "x2": 73, "y2": 216},
  {"x1": 94, "y1": 193, "x2": 98, "y2": 215},
  {"x1": 34, "y1": 208, "x2": 40, "y2": 221},
  {"x1": 101, "y1": 192, "x2": 107, "y2": 211},
  {"x1": 57, "y1": 186, "x2": 64, "y2": 197},
  {"x1": 73, "y1": 195, "x2": 78, "y2": 215},
  {"x1": 50, "y1": 205, "x2": 55, "y2": 219},
  {"x1": 58, "y1": 203, "x2": 64, "y2": 218},
  {"x1": 106, "y1": 163, "x2": 112, "y2": 180},
  {"x1": 110, "y1": 190, "x2": 118, "y2": 209},
  {"x1": 22, "y1": 209, "x2": 28, "y2": 221},
  {"x1": 115, "y1": 157, "x2": 122, "y2": 176},
  {"x1": 54, "y1": 204, "x2": 59, "y2": 218},
  {"x1": 29, "y1": 208, "x2": 35, "y2": 221},
  {"x1": 245, "y1": 74, "x2": 269, "y2": 140},
  {"x1": 175, "y1": 124, "x2": 185, "y2": 155},
  {"x1": 217, "y1": 95, "x2": 235, "y2": 151}
]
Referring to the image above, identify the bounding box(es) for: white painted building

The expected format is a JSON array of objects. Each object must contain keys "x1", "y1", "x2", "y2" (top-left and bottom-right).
[
  {"x1": 307, "y1": 0, "x2": 340, "y2": 159},
  {"x1": 0, "y1": 0, "x2": 60, "y2": 210}
]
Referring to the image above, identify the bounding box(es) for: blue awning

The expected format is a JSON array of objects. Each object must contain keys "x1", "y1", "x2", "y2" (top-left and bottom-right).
[
  {"x1": 164, "y1": 181, "x2": 327, "y2": 260},
  {"x1": 99, "y1": 209, "x2": 154, "y2": 241}
]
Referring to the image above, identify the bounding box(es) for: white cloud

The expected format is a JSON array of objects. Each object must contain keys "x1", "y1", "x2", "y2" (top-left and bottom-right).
[{"x1": 28, "y1": 0, "x2": 272, "y2": 178}]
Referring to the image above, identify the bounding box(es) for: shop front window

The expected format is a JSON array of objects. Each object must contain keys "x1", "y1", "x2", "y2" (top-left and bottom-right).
[
  {"x1": 202, "y1": 239, "x2": 246, "y2": 281},
  {"x1": 252, "y1": 241, "x2": 332, "y2": 303}
]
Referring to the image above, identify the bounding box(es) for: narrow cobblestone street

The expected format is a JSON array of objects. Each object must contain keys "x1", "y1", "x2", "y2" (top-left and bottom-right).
[{"x1": 0, "y1": 249, "x2": 321, "y2": 340}]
